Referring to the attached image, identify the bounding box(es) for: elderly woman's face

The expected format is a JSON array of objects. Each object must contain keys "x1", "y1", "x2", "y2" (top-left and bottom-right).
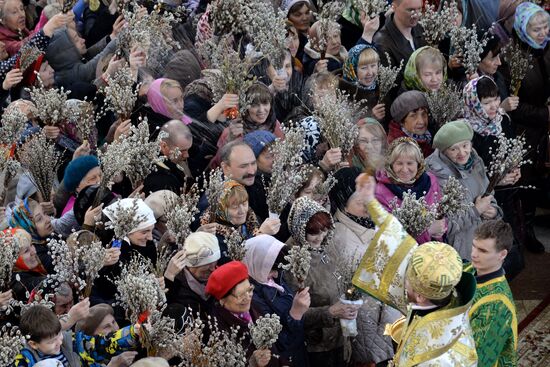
[
  {"x1": 163, "y1": 85, "x2": 184, "y2": 117},
  {"x1": 402, "y1": 107, "x2": 429, "y2": 135},
  {"x1": 391, "y1": 154, "x2": 419, "y2": 182},
  {"x1": 527, "y1": 14, "x2": 549, "y2": 46},
  {"x1": 94, "y1": 313, "x2": 119, "y2": 336},
  {"x1": 38, "y1": 61, "x2": 55, "y2": 89},
  {"x1": 444, "y1": 140, "x2": 472, "y2": 166},
  {"x1": 1, "y1": 0, "x2": 26, "y2": 32},
  {"x1": 127, "y1": 225, "x2": 154, "y2": 247},
  {"x1": 19, "y1": 242, "x2": 39, "y2": 269},
  {"x1": 358, "y1": 128, "x2": 383, "y2": 156},
  {"x1": 221, "y1": 279, "x2": 253, "y2": 314},
  {"x1": 227, "y1": 199, "x2": 248, "y2": 226}
]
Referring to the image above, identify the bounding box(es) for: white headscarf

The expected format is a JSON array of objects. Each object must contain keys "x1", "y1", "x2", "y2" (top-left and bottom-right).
[{"x1": 103, "y1": 198, "x2": 156, "y2": 234}]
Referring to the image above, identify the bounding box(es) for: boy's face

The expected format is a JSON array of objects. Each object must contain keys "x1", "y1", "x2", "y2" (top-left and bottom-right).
[
  {"x1": 471, "y1": 237, "x2": 507, "y2": 275},
  {"x1": 30, "y1": 332, "x2": 64, "y2": 355}
]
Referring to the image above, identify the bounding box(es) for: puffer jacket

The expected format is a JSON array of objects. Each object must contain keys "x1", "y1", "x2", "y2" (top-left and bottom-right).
[
  {"x1": 45, "y1": 28, "x2": 118, "y2": 88},
  {"x1": 285, "y1": 197, "x2": 343, "y2": 354},
  {"x1": 333, "y1": 210, "x2": 399, "y2": 363},
  {"x1": 425, "y1": 149, "x2": 502, "y2": 259}
]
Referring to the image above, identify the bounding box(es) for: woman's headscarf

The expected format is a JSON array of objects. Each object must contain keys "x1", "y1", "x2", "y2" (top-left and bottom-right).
[
  {"x1": 147, "y1": 78, "x2": 192, "y2": 125},
  {"x1": 463, "y1": 76, "x2": 503, "y2": 136},
  {"x1": 514, "y1": 2, "x2": 550, "y2": 50},
  {"x1": 3, "y1": 228, "x2": 47, "y2": 274},
  {"x1": 215, "y1": 180, "x2": 246, "y2": 224},
  {"x1": 242, "y1": 234, "x2": 286, "y2": 293},
  {"x1": 103, "y1": 198, "x2": 157, "y2": 235},
  {"x1": 8, "y1": 199, "x2": 40, "y2": 241},
  {"x1": 287, "y1": 196, "x2": 334, "y2": 249},
  {"x1": 404, "y1": 46, "x2": 447, "y2": 92},
  {"x1": 343, "y1": 44, "x2": 378, "y2": 91}
]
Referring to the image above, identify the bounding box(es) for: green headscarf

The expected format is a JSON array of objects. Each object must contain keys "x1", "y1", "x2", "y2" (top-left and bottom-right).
[{"x1": 404, "y1": 46, "x2": 448, "y2": 92}]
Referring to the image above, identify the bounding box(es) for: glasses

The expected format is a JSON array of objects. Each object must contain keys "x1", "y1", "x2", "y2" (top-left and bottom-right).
[
  {"x1": 186, "y1": 246, "x2": 215, "y2": 267},
  {"x1": 229, "y1": 284, "x2": 255, "y2": 301}
]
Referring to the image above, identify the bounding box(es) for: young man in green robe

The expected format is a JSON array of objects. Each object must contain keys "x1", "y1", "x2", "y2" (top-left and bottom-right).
[{"x1": 465, "y1": 220, "x2": 518, "y2": 367}]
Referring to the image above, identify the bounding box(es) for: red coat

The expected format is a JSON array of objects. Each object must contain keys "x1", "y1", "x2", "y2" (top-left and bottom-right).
[{"x1": 387, "y1": 120, "x2": 434, "y2": 158}]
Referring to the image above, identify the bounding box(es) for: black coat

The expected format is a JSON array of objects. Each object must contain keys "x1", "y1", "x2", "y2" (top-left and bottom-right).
[{"x1": 142, "y1": 160, "x2": 188, "y2": 196}]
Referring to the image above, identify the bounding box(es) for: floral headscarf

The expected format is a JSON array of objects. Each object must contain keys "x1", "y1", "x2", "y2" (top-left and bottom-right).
[
  {"x1": 343, "y1": 43, "x2": 378, "y2": 90},
  {"x1": 8, "y1": 199, "x2": 40, "y2": 241},
  {"x1": 215, "y1": 180, "x2": 247, "y2": 224},
  {"x1": 147, "y1": 78, "x2": 192, "y2": 125},
  {"x1": 404, "y1": 46, "x2": 448, "y2": 92},
  {"x1": 3, "y1": 228, "x2": 47, "y2": 274},
  {"x1": 514, "y1": 2, "x2": 550, "y2": 50},
  {"x1": 463, "y1": 76, "x2": 503, "y2": 136}
]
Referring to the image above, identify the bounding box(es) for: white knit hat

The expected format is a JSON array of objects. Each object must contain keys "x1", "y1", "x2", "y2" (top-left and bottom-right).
[
  {"x1": 281, "y1": 0, "x2": 311, "y2": 14},
  {"x1": 103, "y1": 198, "x2": 157, "y2": 234},
  {"x1": 183, "y1": 232, "x2": 221, "y2": 267}
]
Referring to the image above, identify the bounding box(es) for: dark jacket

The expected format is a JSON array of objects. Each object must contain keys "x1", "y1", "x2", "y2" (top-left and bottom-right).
[
  {"x1": 142, "y1": 160, "x2": 188, "y2": 196},
  {"x1": 373, "y1": 14, "x2": 427, "y2": 67},
  {"x1": 45, "y1": 28, "x2": 118, "y2": 88},
  {"x1": 471, "y1": 114, "x2": 516, "y2": 168}
]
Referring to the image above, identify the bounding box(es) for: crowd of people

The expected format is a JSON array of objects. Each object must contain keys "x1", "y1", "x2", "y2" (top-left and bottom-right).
[{"x1": 0, "y1": 0, "x2": 548, "y2": 366}]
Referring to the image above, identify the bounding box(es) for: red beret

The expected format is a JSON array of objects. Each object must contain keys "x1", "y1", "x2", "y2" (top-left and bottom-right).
[{"x1": 205, "y1": 261, "x2": 249, "y2": 300}]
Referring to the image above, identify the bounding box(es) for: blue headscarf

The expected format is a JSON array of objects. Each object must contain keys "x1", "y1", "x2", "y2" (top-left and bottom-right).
[
  {"x1": 9, "y1": 198, "x2": 40, "y2": 240},
  {"x1": 343, "y1": 44, "x2": 378, "y2": 91},
  {"x1": 514, "y1": 2, "x2": 550, "y2": 50}
]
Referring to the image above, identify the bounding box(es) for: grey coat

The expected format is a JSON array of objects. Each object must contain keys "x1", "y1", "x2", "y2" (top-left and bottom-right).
[
  {"x1": 425, "y1": 149, "x2": 502, "y2": 259},
  {"x1": 46, "y1": 28, "x2": 118, "y2": 87},
  {"x1": 333, "y1": 210, "x2": 399, "y2": 363}
]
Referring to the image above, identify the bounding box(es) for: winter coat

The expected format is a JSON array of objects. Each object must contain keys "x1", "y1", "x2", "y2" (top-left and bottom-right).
[
  {"x1": 45, "y1": 28, "x2": 118, "y2": 88},
  {"x1": 0, "y1": 12, "x2": 48, "y2": 56},
  {"x1": 332, "y1": 209, "x2": 398, "y2": 363},
  {"x1": 243, "y1": 235, "x2": 308, "y2": 366},
  {"x1": 374, "y1": 169, "x2": 444, "y2": 244},
  {"x1": 471, "y1": 114, "x2": 516, "y2": 169},
  {"x1": 387, "y1": 121, "x2": 434, "y2": 158},
  {"x1": 284, "y1": 198, "x2": 343, "y2": 354},
  {"x1": 165, "y1": 268, "x2": 214, "y2": 325},
  {"x1": 302, "y1": 43, "x2": 348, "y2": 76},
  {"x1": 425, "y1": 149, "x2": 503, "y2": 259},
  {"x1": 142, "y1": 160, "x2": 189, "y2": 196},
  {"x1": 372, "y1": 14, "x2": 427, "y2": 68},
  {"x1": 212, "y1": 304, "x2": 282, "y2": 367}
]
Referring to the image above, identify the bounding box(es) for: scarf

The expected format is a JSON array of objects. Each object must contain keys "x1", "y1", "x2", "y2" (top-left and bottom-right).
[
  {"x1": 9, "y1": 199, "x2": 40, "y2": 241},
  {"x1": 3, "y1": 228, "x2": 48, "y2": 275},
  {"x1": 404, "y1": 46, "x2": 448, "y2": 92},
  {"x1": 385, "y1": 172, "x2": 432, "y2": 201},
  {"x1": 455, "y1": 155, "x2": 475, "y2": 171},
  {"x1": 147, "y1": 78, "x2": 192, "y2": 125},
  {"x1": 463, "y1": 76, "x2": 503, "y2": 136},
  {"x1": 231, "y1": 311, "x2": 252, "y2": 323},
  {"x1": 385, "y1": 137, "x2": 427, "y2": 185},
  {"x1": 264, "y1": 278, "x2": 285, "y2": 293},
  {"x1": 343, "y1": 44, "x2": 378, "y2": 91},
  {"x1": 345, "y1": 211, "x2": 375, "y2": 229},
  {"x1": 401, "y1": 126, "x2": 432, "y2": 146},
  {"x1": 514, "y1": 2, "x2": 550, "y2": 50}
]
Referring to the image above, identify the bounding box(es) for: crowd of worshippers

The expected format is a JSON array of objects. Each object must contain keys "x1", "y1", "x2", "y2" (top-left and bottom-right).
[{"x1": 0, "y1": 0, "x2": 548, "y2": 366}]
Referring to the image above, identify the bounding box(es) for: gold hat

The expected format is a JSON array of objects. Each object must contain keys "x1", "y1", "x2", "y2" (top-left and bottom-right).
[{"x1": 406, "y1": 242, "x2": 462, "y2": 300}]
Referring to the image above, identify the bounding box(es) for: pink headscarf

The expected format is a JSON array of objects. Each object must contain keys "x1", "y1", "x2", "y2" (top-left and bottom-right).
[{"x1": 147, "y1": 78, "x2": 192, "y2": 125}]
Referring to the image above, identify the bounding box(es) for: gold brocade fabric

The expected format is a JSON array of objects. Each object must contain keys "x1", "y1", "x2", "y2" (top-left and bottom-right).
[{"x1": 353, "y1": 200, "x2": 478, "y2": 366}]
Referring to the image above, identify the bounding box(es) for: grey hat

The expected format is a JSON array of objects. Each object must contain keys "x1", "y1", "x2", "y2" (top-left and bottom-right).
[{"x1": 390, "y1": 90, "x2": 429, "y2": 123}]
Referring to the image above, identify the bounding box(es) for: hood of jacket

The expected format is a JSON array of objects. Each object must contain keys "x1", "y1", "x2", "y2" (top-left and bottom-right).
[
  {"x1": 45, "y1": 28, "x2": 82, "y2": 71},
  {"x1": 287, "y1": 196, "x2": 333, "y2": 248},
  {"x1": 242, "y1": 234, "x2": 285, "y2": 284}
]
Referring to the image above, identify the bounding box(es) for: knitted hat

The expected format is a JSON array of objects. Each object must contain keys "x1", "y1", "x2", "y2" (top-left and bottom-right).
[
  {"x1": 329, "y1": 166, "x2": 362, "y2": 212},
  {"x1": 390, "y1": 90, "x2": 428, "y2": 123},
  {"x1": 281, "y1": 0, "x2": 310, "y2": 14},
  {"x1": 432, "y1": 120, "x2": 473, "y2": 152},
  {"x1": 243, "y1": 130, "x2": 276, "y2": 158},
  {"x1": 63, "y1": 155, "x2": 100, "y2": 193},
  {"x1": 144, "y1": 190, "x2": 179, "y2": 220},
  {"x1": 183, "y1": 232, "x2": 221, "y2": 267},
  {"x1": 406, "y1": 242, "x2": 462, "y2": 300},
  {"x1": 205, "y1": 261, "x2": 249, "y2": 300}
]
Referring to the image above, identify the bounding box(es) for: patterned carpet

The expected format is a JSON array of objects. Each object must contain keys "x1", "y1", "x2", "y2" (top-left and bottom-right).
[{"x1": 517, "y1": 295, "x2": 550, "y2": 366}]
